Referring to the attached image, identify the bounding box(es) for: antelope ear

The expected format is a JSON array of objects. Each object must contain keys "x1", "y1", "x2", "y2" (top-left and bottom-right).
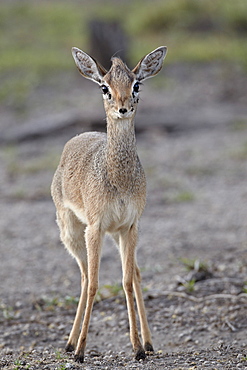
[
  {"x1": 72, "y1": 47, "x2": 107, "y2": 84},
  {"x1": 132, "y1": 46, "x2": 167, "y2": 81}
]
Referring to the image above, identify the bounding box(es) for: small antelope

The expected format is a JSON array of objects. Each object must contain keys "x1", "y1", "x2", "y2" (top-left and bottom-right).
[{"x1": 51, "y1": 46, "x2": 167, "y2": 363}]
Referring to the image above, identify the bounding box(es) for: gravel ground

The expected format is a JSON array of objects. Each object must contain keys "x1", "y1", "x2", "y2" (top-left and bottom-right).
[{"x1": 0, "y1": 62, "x2": 247, "y2": 369}]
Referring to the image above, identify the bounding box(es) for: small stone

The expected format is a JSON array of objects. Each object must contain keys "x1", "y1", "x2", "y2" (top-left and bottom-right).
[
  {"x1": 65, "y1": 363, "x2": 73, "y2": 369},
  {"x1": 93, "y1": 360, "x2": 102, "y2": 365}
]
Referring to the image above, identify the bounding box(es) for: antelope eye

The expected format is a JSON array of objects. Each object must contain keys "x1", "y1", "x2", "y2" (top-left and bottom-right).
[
  {"x1": 101, "y1": 85, "x2": 109, "y2": 94},
  {"x1": 133, "y1": 82, "x2": 139, "y2": 93}
]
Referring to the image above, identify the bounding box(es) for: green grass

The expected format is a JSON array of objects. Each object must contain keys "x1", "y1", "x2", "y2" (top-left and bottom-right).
[
  {"x1": 159, "y1": 176, "x2": 196, "y2": 204},
  {"x1": 231, "y1": 119, "x2": 247, "y2": 131},
  {"x1": 186, "y1": 165, "x2": 216, "y2": 177},
  {"x1": 126, "y1": 0, "x2": 247, "y2": 64},
  {"x1": 179, "y1": 257, "x2": 209, "y2": 272},
  {"x1": 182, "y1": 278, "x2": 196, "y2": 293},
  {"x1": 35, "y1": 286, "x2": 124, "y2": 311},
  {"x1": 96, "y1": 283, "x2": 123, "y2": 302},
  {"x1": 173, "y1": 190, "x2": 195, "y2": 203},
  {"x1": 0, "y1": 0, "x2": 246, "y2": 108},
  {"x1": 231, "y1": 141, "x2": 247, "y2": 160},
  {"x1": 0, "y1": 2, "x2": 85, "y2": 73},
  {"x1": 0, "y1": 1, "x2": 87, "y2": 108},
  {"x1": 0, "y1": 303, "x2": 16, "y2": 320},
  {"x1": 3, "y1": 145, "x2": 59, "y2": 177}
]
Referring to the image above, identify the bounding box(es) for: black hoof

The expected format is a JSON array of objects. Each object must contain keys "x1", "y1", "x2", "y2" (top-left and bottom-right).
[
  {"x1": 74, "y1": 353, "x2": 84, "y2": 363},
  {"x1": 135, "y1": 348, "x2": 146, "y2": 361},
  {"x1": 65, "y1": 343, "x2": 75, "y2": 353},
  {"x1": 144, "y1": 342, "x2": 154, "y2": 353}
]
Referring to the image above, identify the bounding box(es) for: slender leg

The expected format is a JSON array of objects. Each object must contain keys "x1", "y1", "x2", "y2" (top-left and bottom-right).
[
  {"x1": 74, "y1": 225, "x2": 102, "y2": 363},
  {"x1": 56, "y1": 208, "x2": 88, "y2": 352},
  {"x1": 119, "y1": 224, "x2": 146, "y2": 360},
  {"x1": 66, "y1": 260, "x2": 88, "y2": 352},
  {"x1": 133, "y1": 264, "x2": 154, "y2": 352}
]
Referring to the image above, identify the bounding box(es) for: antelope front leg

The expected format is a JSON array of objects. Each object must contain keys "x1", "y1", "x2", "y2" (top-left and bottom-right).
[
  {"x1": 74, "y1": 225, "x2": 102, "y2": 363},
  {"x1": 133, "y1": 264, "x2": 154, "y2": 353},
  {"x1": 120, "y1": 225, "x2": 146, "y2": 361},
  {"x1": 65, "y1": 269, "x2": 88, "y2": 352}
]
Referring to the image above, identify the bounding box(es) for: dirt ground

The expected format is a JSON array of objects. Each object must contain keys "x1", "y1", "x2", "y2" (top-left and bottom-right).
[{"x1": 0, "y1": 62, "x2": 247, "y2": 369}]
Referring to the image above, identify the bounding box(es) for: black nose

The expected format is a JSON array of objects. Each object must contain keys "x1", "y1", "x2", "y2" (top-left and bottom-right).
[{"x1": 119, "y1": 108, "x2": 127, "y2": 115}]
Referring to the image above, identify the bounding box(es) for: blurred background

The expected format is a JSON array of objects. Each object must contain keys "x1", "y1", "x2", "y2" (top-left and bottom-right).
[
  {"x1": 1, "y1": 0, "x2": 247, "y2": 295},
  {"x1": 0, "y1": 0, "x2": 247, "y2": 116},
  {"x1": 1, "y1": 0, "x2": 247, "y2": 297}
]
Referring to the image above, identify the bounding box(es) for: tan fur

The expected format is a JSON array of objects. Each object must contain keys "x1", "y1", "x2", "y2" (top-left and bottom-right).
[{"x1": 51, "y1": 46, "x2": 167, "y2": 363}]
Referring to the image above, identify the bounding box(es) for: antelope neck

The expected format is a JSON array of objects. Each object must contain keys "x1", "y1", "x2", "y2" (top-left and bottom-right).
[{"x1": 105, "y1": 116, "x2": 138, "y2": 184}]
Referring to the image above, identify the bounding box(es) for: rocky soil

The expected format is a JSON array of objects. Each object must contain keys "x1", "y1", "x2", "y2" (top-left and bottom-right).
[{"x1": 0, "y1": 62, "x2": 247, "y2": 369}]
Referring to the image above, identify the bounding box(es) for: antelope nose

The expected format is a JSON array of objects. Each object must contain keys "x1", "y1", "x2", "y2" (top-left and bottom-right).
[{"x1": 119, "y1": 108, "x2": 127, "y2": 115}]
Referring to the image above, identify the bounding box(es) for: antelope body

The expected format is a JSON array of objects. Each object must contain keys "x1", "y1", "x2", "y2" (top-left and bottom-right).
[{"x1": 51, "y1": 46, "x2": 167, "y2": 362}]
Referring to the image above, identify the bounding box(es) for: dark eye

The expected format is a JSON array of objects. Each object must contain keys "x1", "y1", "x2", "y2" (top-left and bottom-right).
[
  {"x1": 133, "y1": 82, "x2": 139, "y2": 93},
  {"x1": 101, "y1": 85, "x2": 109, "y2": 94}
]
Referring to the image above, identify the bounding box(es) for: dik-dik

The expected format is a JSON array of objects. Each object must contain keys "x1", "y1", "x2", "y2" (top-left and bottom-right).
[{"x1": 51, "y1": 46, "x2": 167, "y2": 363}]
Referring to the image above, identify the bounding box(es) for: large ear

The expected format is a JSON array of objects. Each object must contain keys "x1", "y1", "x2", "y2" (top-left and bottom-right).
[
  {"x1": 132, "y1": 46, "x2": 167, "y2": 81},
  {"x1": 71, "y1": 47, "x2": 107, "y2": 84}
]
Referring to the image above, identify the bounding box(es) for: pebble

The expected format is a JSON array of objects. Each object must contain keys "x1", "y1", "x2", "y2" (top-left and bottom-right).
[
  {"x1": 236, "y1": 364, "x2": 244, "y2": 368},
  {"x1": 93, "y1": 360, "x2": 102, "y2": 365},
  {"x1": 65, "y1": 363, "x2": 73, "y2": 369}
]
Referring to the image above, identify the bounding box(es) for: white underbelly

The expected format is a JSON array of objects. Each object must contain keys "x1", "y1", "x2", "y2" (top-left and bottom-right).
[
  {"x1": 102, "y1": 199, "x2": 138, "y2": 233},
  {"x1": 64, "y1": 198, "x2": 139, "y2": 233}
]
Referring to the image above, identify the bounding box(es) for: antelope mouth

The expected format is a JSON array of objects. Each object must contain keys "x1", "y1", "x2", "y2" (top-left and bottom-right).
[{"x1": 115, "y1": 110, "x2": 135, "y2": 120}]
